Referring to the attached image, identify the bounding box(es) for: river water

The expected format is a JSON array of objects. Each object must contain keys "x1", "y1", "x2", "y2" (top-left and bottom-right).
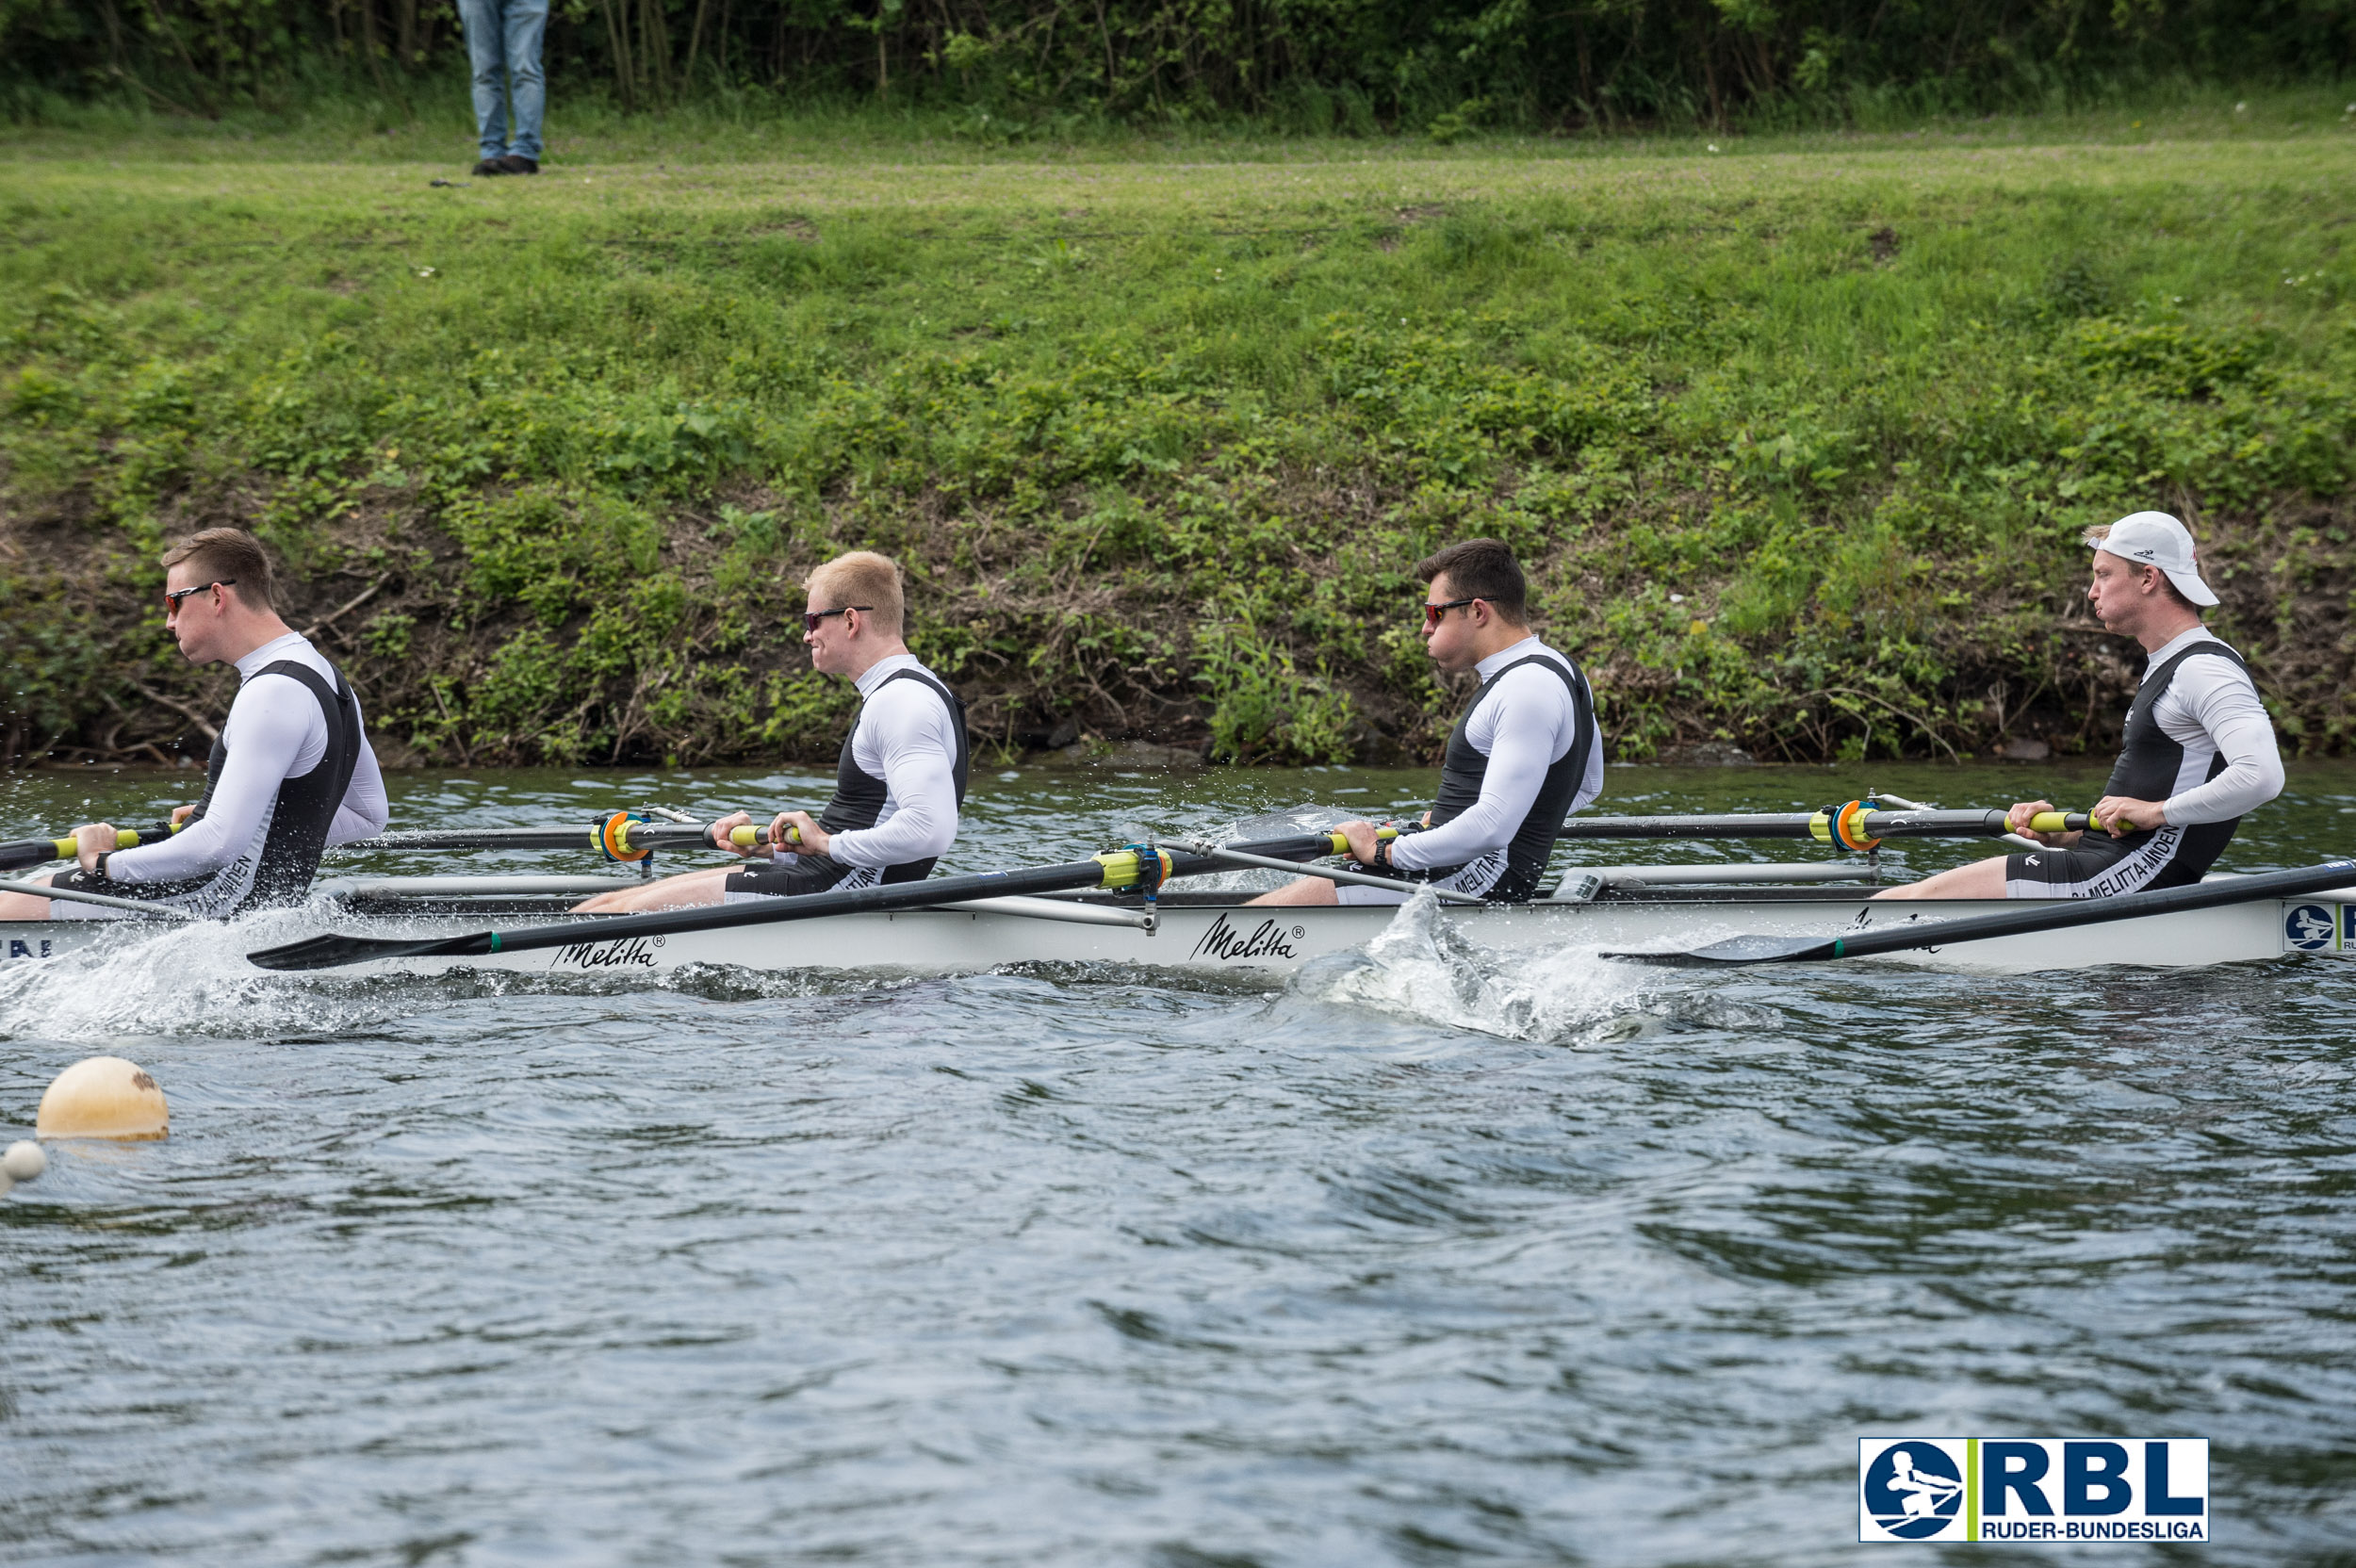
[{"x1": 3, "y1": 760, "x2": 2352, "y2": 1565}]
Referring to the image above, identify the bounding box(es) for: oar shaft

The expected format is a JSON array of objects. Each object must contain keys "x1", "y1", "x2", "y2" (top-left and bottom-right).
[
  {"x1": 1191, "y1": 843, "x2": 1489, "y2": 904},
  {"x1": 1554, "y1": 809, "x2": 2102, "y2": 841},
  {"x1": 1819, "y1": 859, "x2": 2356, "y2": 962},
  {"x1": 351, "y1": 823, "x2": 797, "y2": 853},
  {"x1": 248, "y1": 831, "x2": 1359, "y2": 972},
  {"x1": 0, "y1": 822, "x2": 179, "y2": 873},
  {"x1": 445, "y1": 830, "x2": 1351, "y2": 957}
]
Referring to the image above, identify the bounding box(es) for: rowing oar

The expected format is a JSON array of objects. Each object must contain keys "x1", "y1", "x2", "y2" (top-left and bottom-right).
[
  {"x1": 1605, "y1": 860, "x2": 2356, "y2": 968},
  {"x1": 1175, "y1": 833, "x2": 1492, "y2": 905},
  {"x1": 346, "y1": 812, "x2": 797, "y2": 860},
  {"x1": 0, "y1": 823, "x2": 178, "y2": 874},
  {"x1": 244, "y1": 831, "x2": 1360, "y2": 972},
  {"x1": 1557, "y1": 806, "x2": 2105, "y2": 848}
]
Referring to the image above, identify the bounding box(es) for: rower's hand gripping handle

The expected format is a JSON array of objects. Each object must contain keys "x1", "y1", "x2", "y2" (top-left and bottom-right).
[{"x1": 595, "y1": 810, "x2": 802, "y2": 864}]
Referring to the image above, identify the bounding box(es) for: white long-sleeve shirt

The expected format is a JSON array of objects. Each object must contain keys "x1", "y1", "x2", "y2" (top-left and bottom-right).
[
  {"x1": 775, "y1": 653, "x2": 960, "y2": 871},
  {"x1": 1390, "y1": 637, "x2": 1604, "y2": 874},
  {"x1": 2142, "y1": 627, "x2": 2285, "y2": 825},
  {"x1": 106, "y1": 631, "x2": 388, "y2": 885}
]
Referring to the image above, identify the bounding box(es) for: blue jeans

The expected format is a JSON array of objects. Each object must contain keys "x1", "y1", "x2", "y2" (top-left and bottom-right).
[{"x1": 459, "y1": 0, "x2": 548, "y2": 161}]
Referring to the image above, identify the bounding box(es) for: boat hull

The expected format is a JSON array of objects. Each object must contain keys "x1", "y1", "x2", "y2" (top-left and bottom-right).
[{"x1": 6, "y1": 889, "x2": 2352, "y2": 976}]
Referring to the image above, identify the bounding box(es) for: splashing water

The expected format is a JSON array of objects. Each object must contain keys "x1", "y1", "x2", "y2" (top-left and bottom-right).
[
  {"x1": 1281, "y1": 887, "x2": 1644, "y2": 1043},
  {"x1": 0, "y1": 896, "x2": 948, "y2": 1047},
  {"x1": 0, "y1": 901, "x2": 384, "y2": 1042}
]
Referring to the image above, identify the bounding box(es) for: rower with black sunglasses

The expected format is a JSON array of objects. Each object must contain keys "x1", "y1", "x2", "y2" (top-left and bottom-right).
[
  {"x1": 573, "y1": 550, "x2": 968, "y2": 915},
  {"x1": 0, "y1": 528, "x2": 389, "y2": 923},
  {"x1": 1250, "y1": 538, "x2": 1602, "y2": 907}
]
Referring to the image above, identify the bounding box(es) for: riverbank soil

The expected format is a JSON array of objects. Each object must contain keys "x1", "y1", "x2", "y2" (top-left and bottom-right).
[{"x1": 4, "y1": 102, "x2": 2353, "y2": 768}]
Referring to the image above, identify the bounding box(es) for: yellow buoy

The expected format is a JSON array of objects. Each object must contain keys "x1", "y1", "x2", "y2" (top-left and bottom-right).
[{"x1": 36, "y1": 1056, "x2": 170, "y2": 1141}]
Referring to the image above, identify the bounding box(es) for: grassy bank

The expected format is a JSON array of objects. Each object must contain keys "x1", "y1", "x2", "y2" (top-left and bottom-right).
[{"x1": 4, "y1": 111, "x2": 2355, "y2": 769}]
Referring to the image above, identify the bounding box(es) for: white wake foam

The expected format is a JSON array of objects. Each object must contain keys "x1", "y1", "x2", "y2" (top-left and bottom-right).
[
  {"x1": 0, "y1": 902, "x2": 414, "y2": 1043},
  {"x1": 0, "y1": 900, "x2": 931, "y2": 1045},
  {"x1": 1284, "y1": 888, "x2": 1765, "y2": 1045}
]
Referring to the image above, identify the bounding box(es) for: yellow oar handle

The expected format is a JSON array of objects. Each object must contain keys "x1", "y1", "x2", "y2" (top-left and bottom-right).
[
  {"x1": 1323, "y1": 825, "x2": 1401, "y2": 856},
  {"x1": 720, "y1": 825, "x2": 801, "y2": 847},
  {"x1": 2024, "y1": 811, "x2": 2107, "y2": 834},
  {"x1": 47, "y1": 823, "x2": 182, "y2": 858}
]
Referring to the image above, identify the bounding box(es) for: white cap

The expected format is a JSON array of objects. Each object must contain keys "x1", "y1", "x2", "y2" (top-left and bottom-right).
[{"x1": 2086, "y1": 511, "x2": 2217, "y2": 607}]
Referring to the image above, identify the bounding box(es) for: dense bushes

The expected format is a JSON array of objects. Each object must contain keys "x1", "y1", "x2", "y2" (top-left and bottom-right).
[{"x1": 4, "y1": 0, "x2": 2352, "y2": 132}]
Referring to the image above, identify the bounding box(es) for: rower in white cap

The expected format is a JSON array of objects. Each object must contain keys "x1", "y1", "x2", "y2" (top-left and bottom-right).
[{"x1": 1878, "y1": 511, "x2": 2283, "y2": 902}]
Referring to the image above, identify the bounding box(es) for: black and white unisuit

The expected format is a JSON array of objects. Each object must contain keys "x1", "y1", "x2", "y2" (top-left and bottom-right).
[
  {"x1": 1343, "y1": 637, "x2": 1604, "y2": 905},
  {"x1": 48, "y1": 632, "x2": 389, "y2": 920},
  {"x1": 2005, "y1": 628, "x2": 2283, "y2": 898},
  {"x1": 725, "y1": 654, "x2": 969, "y2": 901}
]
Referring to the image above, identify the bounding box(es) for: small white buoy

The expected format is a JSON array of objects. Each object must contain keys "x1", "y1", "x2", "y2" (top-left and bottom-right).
[
  {"x1": 36, "y1": 1056, "x2": 170, "y2": 1141},
  {"x1": 0, "y1": 1139, "x2": 43, "y2": 1199}
]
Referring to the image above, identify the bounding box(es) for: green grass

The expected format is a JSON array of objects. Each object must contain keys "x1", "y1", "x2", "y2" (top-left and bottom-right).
[{"x1": 4, "y1": 101, "x2": 2355, "y2": 768}]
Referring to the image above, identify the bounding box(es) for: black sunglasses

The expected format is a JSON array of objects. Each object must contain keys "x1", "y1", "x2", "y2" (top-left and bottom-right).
[
  {"x1": 164, "y1": 580, "x2": 236, "y2": 611},
  {"x1": 1422, "y1": 596, "x2": 1479, "y2": 627},
  {"x1": 801, "y1": 605, "x2": 874, "y2": 634}
]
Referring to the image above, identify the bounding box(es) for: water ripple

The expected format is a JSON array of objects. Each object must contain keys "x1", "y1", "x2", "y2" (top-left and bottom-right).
[{"x1": 4, "y1": 764, "x2": 2356, "y2": 1563}]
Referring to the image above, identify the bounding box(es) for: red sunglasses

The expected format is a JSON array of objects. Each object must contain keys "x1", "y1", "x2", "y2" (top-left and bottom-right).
[{"x1": 1422, "y1": 596, "x2": 1480, "y2": 627}]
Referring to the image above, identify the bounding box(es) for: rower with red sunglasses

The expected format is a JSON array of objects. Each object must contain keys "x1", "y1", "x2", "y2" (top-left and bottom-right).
[
  {"x1": 1250, "y1": 538, "x2": 1602, "y2": 907},
  {"x1": 0, "y1": 528, "x2": 389, "y2": 923},
  {"x1": 573, "y1": 549, "x2": 968, "y2": 915}
]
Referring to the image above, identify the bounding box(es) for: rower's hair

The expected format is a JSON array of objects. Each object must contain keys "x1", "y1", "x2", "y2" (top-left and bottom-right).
[
  {"x1": 806, "y1": 550, "x2": 906, "y2": 636},
  {"x1": 161, "y1": 528, "x2": 275, "y2": 611},
  {"x1": 2081, "y1": 525, "x2": 2202, "y2": 613},
  {"x1": 1415, "y1": 538, "x2": 1529, "y2": 625}
]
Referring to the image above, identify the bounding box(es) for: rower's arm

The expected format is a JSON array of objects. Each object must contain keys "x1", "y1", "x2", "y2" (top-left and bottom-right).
[
  {"x1": 1389, "y1": 668, "x2": 1569, "y2": 874},
  {"x1": 826, "y1": 686, "x2": 959, "y2": 870},
  {"x1": 2156, "y1": 660, "x2": 2286, "y2": 825},
  {"x1": 104, "y1": 688, "x2": 310, "y2": 883},
  {"x1": 326, "y1": 720, "x2": 390, "y2": 846}
]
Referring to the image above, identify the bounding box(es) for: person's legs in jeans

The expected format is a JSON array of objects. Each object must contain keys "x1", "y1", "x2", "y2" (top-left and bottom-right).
[
  {"x1": 459, "y1": 0, "x2": 513, "y2": 160},
  {"x1": 502, "y1": 0, "x2": 550, "y2": 162}
]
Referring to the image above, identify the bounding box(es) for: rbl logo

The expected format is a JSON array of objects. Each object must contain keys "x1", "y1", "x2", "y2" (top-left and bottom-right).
[
  {"x1": 1859, "y1": 1438, "x2": 2208, "y2": 1543},
  {"x1": 1861, "y1": 1443, "x2": 1964, "y2": 1538}
]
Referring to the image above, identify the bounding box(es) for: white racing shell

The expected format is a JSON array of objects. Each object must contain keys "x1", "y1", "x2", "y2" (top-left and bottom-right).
[{"x1": 8, "y1": 886, "x2": 2356, "y2": 977}]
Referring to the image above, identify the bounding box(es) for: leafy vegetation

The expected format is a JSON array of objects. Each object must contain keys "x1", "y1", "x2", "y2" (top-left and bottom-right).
[
  {"x1": 5, "y1": 0, "x2": 2351, "y2": 134},
  {"x1": 3, "y1": 114, "x2": 2354, "y2": 768}
]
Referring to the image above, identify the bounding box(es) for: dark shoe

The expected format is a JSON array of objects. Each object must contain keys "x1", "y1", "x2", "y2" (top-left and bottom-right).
[
  {"x1": 498, "y1": 155, "x2": 539, "y2": 175},
  {"x1": 472, "y1": 157, "x2": 508, "y2": 176}
]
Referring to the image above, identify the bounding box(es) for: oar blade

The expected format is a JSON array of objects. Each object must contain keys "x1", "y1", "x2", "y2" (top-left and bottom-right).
[
  {"x1": 244, "y1": 931, "x2": 477, "y2": 972},
  {"x1": 1603, "y1": 934, "x2": 1832, "y2": 967}
]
